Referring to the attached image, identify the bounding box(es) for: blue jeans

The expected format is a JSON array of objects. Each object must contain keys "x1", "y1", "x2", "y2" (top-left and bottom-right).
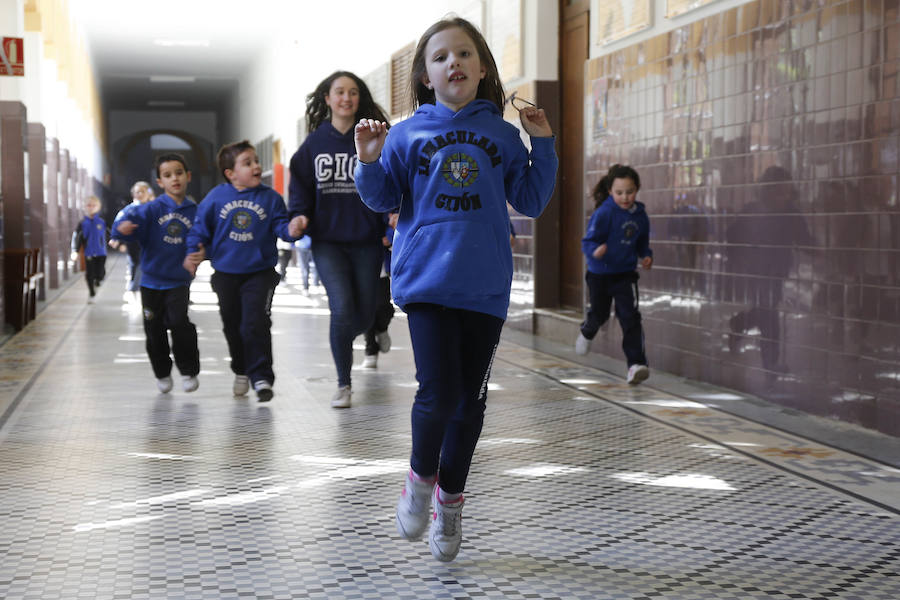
[
  {"x1": 406, "y1": 303, "x2": 504, "y2": 494},
  {"x1": 312, "y1": 240, "x2": 382, "y2": 387}
]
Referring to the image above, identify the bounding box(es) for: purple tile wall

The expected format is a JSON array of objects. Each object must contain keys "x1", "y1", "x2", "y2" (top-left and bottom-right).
[{"x1": 584, "y1": 0, "x2": 900, "y2": 436}]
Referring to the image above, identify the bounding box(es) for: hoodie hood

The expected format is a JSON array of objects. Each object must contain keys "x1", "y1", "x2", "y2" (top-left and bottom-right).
[{"x1": 414, "y1": 99, "x2": 500, "y2": 120}]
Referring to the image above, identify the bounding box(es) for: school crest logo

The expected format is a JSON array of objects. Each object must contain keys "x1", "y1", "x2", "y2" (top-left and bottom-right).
[
  {"x1": 441, "y1": 152, "x2": 479, "y2": 188},
  {"x1": 232, "y1": 210, "x2": 252, "y2": 229},
  {"x1": 622, "y1": 221, "x2": 638, "y2": 239},
  {"x1": 166, "y1": 221, "x2": 182, "y2": 236}
]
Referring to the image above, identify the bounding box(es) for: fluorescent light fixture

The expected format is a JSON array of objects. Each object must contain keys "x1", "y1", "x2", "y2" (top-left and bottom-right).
[
  {"x1": 153, "y1": 39, "x2": 209, "y2": 47},
  {"x1": 147, "y1": 100, "x2": 186, "y2": 107},
  {"x1": 150, "y1": 75, "x2": 196, "y2": 83}
]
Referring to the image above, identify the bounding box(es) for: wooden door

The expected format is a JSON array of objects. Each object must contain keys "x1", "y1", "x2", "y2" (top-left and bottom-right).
[{"x1": 559, "y1": 1, "x2": 589, "y2": 308}]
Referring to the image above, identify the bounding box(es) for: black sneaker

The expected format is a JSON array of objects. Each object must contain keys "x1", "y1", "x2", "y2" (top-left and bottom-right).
[{"x1": 254, "y1": 380, "x2": 274, "y2": 402}]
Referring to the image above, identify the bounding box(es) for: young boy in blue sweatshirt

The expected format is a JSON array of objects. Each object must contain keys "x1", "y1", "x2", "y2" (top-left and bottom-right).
[
  {"x1": 72, "y1": 195, "x2": 108, "y2": 303},
  {"x1": 576, "y1": 164, "x2": 653, "y2": 385},
  {"x1": 184, "y1": 140, "x2": 295, "y2": 402},
  {"x1": 112, "y1": 153, "x2": 200, "y2": 394}
]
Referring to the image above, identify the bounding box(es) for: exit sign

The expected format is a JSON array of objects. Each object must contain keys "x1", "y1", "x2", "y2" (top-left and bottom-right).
[{"x1": 1, "y1": 37, "x2": 24, "y2": 76}]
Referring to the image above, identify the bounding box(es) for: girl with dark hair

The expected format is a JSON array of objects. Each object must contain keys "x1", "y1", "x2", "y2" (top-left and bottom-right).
[
  {"x1": 576, "y1": 164, "x2": 653, "y2": 386},
  {"x1": 354, "y1": 16, "x2": 557, "y2": 562},
  {"x1": 287, "y1": 71, "x2": 391, "y2": 409}
]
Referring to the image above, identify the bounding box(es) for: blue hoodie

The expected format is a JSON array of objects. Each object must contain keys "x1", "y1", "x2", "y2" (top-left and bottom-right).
[
  {"x1": 110, "y1": 194, "x2": 196, "y2": 289},
  {"x1": 288, "y1": 121, "x2": 384, "y2": 243},
  {"x1": 74, "y1": 215, "x2": 107, "y2": 257},
  {"x1": 187, "y1": 183, "x2": 294, "y2": 274},
  {"x1": 582, "y1": 196, "x2": 652, "y2": 275},
  {"x1": 354, "y1": 100, "x2": 558, "y2": 320}
]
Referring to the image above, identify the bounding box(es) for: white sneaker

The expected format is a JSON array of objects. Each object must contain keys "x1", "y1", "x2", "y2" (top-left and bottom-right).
[
  {"x1": 376, "y1": 330, "x2": 391, "y2": 353},
  {"x1": 627, "y1": 364, "x2": 650, "y2": 385},
  {"x1": 254, "y1": 380, "x2": 274, "y2": 402},
  {"x1": 182, "y1": 375, "x2": 199, "y2": 393},
  {"x1": 331, "y1": 385, "x2": 352, "y2": 408},
  {"x1": 575, "y1": 332, "x2": 591, "y2": 355},
  {"x1": 362, "y1": 354, "x2": 378, "y2": 369},
  {"x1": 233, "y1": 375, "x2": 250, "y2": 396},
  {"x1": 395, "y1": 470, "x2": 435, "y2": 540},
  {"x1": 429, "y1": 487, "x2": 464, "y2": 562},
  {"x1": 156, "y1": 376, "x2": 173, "y2": 393}
]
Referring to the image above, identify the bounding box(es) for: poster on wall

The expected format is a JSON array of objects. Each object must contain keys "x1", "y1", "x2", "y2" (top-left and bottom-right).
[
  {"x1": 1, "y1": 37, "x2": 25, "y2": 76},
  {"x1": 596, "y1": 1, "x2": 651, "y2": 45},
  {"x1": 591, "y1": 78, "x2": 609, "y2": 140},
  {"x1": 666, "y1": 0, "x2": 718, "y2": 18},
  {"x1": 490, "y1": 0, "x2": 522, "y2": 81}
]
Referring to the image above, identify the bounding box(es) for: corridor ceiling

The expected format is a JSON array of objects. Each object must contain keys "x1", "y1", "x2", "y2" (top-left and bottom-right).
[{"x1": 73, "y1": 0, "x2": 459, "y2": 112}]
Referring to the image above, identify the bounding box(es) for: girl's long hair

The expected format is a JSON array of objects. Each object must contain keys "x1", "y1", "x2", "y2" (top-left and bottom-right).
[
  {"x1": 306, "y1": 70, "x2": 389, "y2": 133},
  {"x1": 409, "y1": 17, "x2": 505, "y2": 113},
  {"x1": 592, "y1": 164, "x2": 641, "y2": 208}
]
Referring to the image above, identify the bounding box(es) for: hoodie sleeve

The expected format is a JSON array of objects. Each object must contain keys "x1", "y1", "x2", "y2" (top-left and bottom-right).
[
  {"x1": 636, "y1": 211, "x2": 652, "y2": 259},
  {"x1": 186, "y1": 196, "x2": 215, "y2": 254},
  {"x1": 581, "y1": 204, "x2": 610, "y2": 259},
  {"x1": 503, "y1": 136, "x2": 558, "y2": 218},
  {"x1": 354, "y1": 131, "x2": 407, "y2": 213},
  {"x1": 111, "y1": 202, "x2": 148, "y2": 244},
  {"x1": 288, "y1": 143, "x2": 315, "y2": 220},
  {"x1": 269, "y1": 192, "x2": 297, "y2": 242}
]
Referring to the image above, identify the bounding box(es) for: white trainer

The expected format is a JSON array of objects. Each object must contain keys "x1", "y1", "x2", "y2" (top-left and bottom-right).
[
  {"x1": 575, "y1": 332, "x2": 592, "y2": 355},
  {"x1": 156, "y1": 376, "x2": 173, "y2": 393},
  {"x1": 395, "y1": 471, "x2": 435, "y2": 540},
  {"x1": 376, "y1": 330, "x2": 391, "y2": 353},
  {"x1": 429, "y1": 487, "x2": 465, "y2": 562},
  {"x1": 182, "y1": 375, "x2": 199, "y2": 393},
  {"x1": 233, "y1": 375, "x2": 250, "y2": 396},
  {"x1": 331, "y1": 385, "x2": 351, "y2": 408},
  {"x1": 627, "y1": 364, "x2": 650, "y2": 385},
  {"x1": 362, "y1": 354, "x2": 378, "y2": 369}
]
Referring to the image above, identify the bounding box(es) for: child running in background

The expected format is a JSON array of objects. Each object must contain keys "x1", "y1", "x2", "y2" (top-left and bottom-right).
[
  {"x1": 110, "y1": 181, "x2": 154, "y2": 304},
  {"x1": 111, "y1": 154, "x2": 200, "y2": 394},
  {"x1": 361, "y1": 212, "x2": 398, "y2": 369},
  {"x1": 72, "y1": 195, "x2": 108, "y2": 303},
  {"x1": 184, "y1": 140, "x2": 295, "y2": 403},
  {"x1": 575, "y1": 164, "x2": 653, "y2": 385},
  {"x1": 354, "y1": 17, "x2": 557, "y2": 562}
]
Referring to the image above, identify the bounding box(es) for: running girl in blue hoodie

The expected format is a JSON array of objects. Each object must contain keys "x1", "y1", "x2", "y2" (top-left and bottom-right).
[
  {"x1": 354, "y1": 17, "x2": 557, "y2": 562},
  {"x1": 575, "y1": 164, "x2": 653, "y2": 386},
  {"x1": 287, "y1": 71, "x2": 392, "y2": 410},
  {"x1": 185, "y1": 140, "x2": 295, "y2": 403}
]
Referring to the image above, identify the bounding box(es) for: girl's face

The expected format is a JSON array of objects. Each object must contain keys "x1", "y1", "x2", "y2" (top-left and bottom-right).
[
  {"x1": 610, "y1": 177, "x2": 638, "y2": 211},
  {"x1": 421, "y1": 26, "x2": 485, "y2": 112},
  {"x1": 85, "y1": 199, "x2": 100, "y2": 216},
  {"x1": 325, "y1": 76, "x2": 360, "y2": 122}
]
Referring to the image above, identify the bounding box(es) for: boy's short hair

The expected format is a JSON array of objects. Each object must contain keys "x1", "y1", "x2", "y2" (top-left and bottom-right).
[
  {"x1": 217, "y1": 140, "x2": 255, "y2": 180},
  {"x1": 155, "y1": 153, "x2": 189, "y2": 178}
]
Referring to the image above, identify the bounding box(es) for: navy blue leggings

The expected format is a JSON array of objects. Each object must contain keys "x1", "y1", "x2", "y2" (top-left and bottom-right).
[
  {"x1": 406, "y1": 303, "x2": 504, "y2": 494},
  {"x1": 581, "y1": 270, "x2": 647, "y2": 366}
]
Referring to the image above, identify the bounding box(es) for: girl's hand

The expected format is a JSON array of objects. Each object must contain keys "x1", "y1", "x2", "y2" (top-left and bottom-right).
[
  {"x1": 117, "y1": 220, "x2": 137, "y2": 235},
  {"x1": 592, "y1": 243, "x2": 607, "y2": 259},
  {"x1": 641, "y1": 255, "x2": 653, "y2": 270},
  {"x1": 519, "y1": 107, "x2": 553, "y2": 138},
  {"x1": 289, "y1": 215, "x2": 308, "y2": 238},
  {"x1": 355, "y1": 119, "x2": 388, "y2": 163}
]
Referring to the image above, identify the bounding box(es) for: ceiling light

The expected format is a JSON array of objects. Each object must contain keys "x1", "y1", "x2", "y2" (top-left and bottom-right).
[
  {"x1": 150, "y1": 76, "x2": 196, "y2": 83},
  {"x1": 147, "y1": 100, "x2": 186, "y2": 107},
  {"x1": 153, "y1": 39, "x2": 209, "y2": 47}
]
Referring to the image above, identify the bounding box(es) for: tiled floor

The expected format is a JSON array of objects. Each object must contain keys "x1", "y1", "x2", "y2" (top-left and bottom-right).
[{"x1": 1, "y1": 258, "x2": 898, "y2": 600}]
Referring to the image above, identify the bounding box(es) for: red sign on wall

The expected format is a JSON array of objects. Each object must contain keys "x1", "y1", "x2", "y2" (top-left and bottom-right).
[{"x1": 1, "y1": 37, "x2": 25, "y2": 76}]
